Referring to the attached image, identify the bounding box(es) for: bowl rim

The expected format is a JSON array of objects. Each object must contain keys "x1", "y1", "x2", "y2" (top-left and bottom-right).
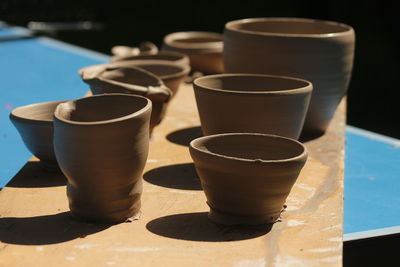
[
  {"x1": 109, "y1": 59, "x2": 191, "y2": 79},
  {"x1": 54, "y1": 93, "x2": 152, "y2": 126},
  {"x1": 190, "y1": 133, "x2": 308, "y2": 163},
  {"x1": 224, "y1": 17, "x2": 354, "y2": 38},
  {"x1": 111, "y1": 50, "x2": 189, "y2": 63},
  {"x1": 163, "y1": 31, "x2": 223, "y2": 51},
  {"x1": 10, "y1": 100, "x2": 66, "y2": 124},
  {"x1": 193, "y1": 73, "x2": 313, "y2": 95}
]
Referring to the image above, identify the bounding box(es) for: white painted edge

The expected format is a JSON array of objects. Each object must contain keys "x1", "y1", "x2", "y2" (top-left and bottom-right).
[
  {"x1": 38, "y1": 36, "x2": 110, "y2": 62},
  {"x1": 344, "y1": 225, "x2": 400, "y2": 242},
  {"x1": 346, "y1": 125, "x2": 400, "y2": 146}
]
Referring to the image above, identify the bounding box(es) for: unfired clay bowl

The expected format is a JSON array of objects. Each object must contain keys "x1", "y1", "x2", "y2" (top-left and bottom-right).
[
  {"x1": 193, "y1": 74, "x2": 312, "y2": 139},
  {"x1": 53, "y1": 94, "x2": 152, "y2": 223},
  {"x1": 79, "y1": 64, "x2": 172, "y2": 132},
  {"x1": 223, "y1": 17, "x2": 355, "y2": 136},
  {"x1": 190, "y1": 133, "x2": 307, "y2": 225},
  {"x1": 111, "y1": 50, "x2": 190, "y2": 69},
  {"x1": 162, "y1": 31, "x2": 224, "y2": 74},
  {"x1": 9, "y1": 100, "x2": 65, "y2": 169},
  {"x1": 109, "y1": 60, "x2": 190, "y2": 96}
]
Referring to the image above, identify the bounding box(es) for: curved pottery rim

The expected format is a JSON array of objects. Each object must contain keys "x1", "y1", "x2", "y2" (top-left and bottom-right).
[
  {"x1": 54, "y1": 93, "x2": 152, "y2": 126},
  {"x1": 110, "y1": 59, "x2": 191, "y2": 80},
  {"x1": 163, "y1": 31, "x2": 223, "y2": 52},
  {"x1": 10, "y1": 100, "x2": 66, "y2": 124},
  {"x1": 190, "y1": 133, "x2": 308, "y2": 164},
  {"x1": 193, "y1": 73, "x2": 313, "y2": 95},
  {"x1": 225, "y1": 17, "x2": 354, "y2": 38}
]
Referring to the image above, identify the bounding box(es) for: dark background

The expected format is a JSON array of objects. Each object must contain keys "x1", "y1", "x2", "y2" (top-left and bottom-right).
[{"x1": 1, "y1": 0, "x2": 399, "y2": 139}]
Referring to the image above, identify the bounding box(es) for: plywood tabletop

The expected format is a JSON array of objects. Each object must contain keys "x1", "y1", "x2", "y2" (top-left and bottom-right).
[{"x1": 0, "y1": 82, "x2": 345, "y2": 266}]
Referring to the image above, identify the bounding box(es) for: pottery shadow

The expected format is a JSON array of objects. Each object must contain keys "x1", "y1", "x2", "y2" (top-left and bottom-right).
[
  {"x1": 5, "y1": 161, "x2": 67, "y2": 188},
  {"x1": 299, "y1": 130, "x2": 325, "y2": 143},
  {"x1": 0, "y1": 212, "x2": 111, "y2": 245},
  {"x1": 143, "y1": 163, "x2": 202, "y2": 190},
  {"x1": 166, "y1": 126, "x2": 203, "y2": 147},
  {"x1": 146, "y1": 212, "x2": 272, "y2": 242}
]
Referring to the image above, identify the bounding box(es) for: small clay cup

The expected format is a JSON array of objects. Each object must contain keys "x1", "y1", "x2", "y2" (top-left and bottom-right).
[
  {"x1": 111, "y1": 50, "x2": 190, "y2": 69},
  {"x1": 162, "y1": 31, "x2": 224, "y2": 74},
  {"x1": 190, "y1": 133, "x2": 307, "y2": 225},
  {"x1": 53, "y1": 94, "x2": 152, "y2": 223},
  {"x1": 9, "y1": 100, "x2": 65, "y2": 169},
  {"x1": 193, "y1": 74, "x2": 312, "y2": 139},
  {"x1": 109, "y1": 60, "x2": 190, "y2": 96},
  {"x1": 79, "y1": 64, "x2": 172, "y2": 132},
  {"x1": 223, "y1": 17, "x2": 355, "y2": 136}
]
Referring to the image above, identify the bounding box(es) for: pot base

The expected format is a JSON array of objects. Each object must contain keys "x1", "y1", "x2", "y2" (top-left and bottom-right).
[
  {"x1": 69, "y1": 209, "x2": 141, "y2": 224},
  {"x1": 208, "y1": 208, "x2": 281, "y2": 226}
]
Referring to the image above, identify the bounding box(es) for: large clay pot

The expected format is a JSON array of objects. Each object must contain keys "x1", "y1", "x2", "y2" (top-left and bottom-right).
[
  {"x1": 193, "y1": 74, "x2": 312, "y2": 139},
  {"x1": 53, "y1": 94, "x2": 152, "y2": 223},
  {"x1": 162, "y1": 31, "x2": 224, "y2": 74},
  {"x1": 9, "y1": 100, "x2": 65, "y2": 169},
  {"x1": 109, "y1": 60, "x2": 190, "y2": 96},
  {"x1": 224, "y1": 17, "x2": 355, "y2": 136},
  {"x1": 111, "y1": 50, "x2": 190, "y2": 70},
  {"x1": 79, "y1": 64, "x2": 171, "y2": 132},
  {"x1": 190, "y1": 133, "x2": 307, "y2": 225}
]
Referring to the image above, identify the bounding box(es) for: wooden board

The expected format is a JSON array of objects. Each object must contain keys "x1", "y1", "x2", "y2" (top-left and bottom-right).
[{"x1": 0, "y1": 82, "x2": 345, "y2": 266}]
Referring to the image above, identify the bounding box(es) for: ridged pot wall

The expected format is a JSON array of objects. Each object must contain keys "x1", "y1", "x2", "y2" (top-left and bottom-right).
[{"x1": 223, "y1": 17, "x2": 355, "y2": 136}]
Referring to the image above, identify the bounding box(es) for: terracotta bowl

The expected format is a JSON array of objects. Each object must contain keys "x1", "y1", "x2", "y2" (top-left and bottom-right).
[
  {"x1": 109, "y1": 60, "x2": 190, "y2": 96},
  {"x1": 190, "y1": 133, "x2": 307, "y2": 225},
  {"x1": 9, "y1": 100, "x2": 65, "y2": 169},
  {"x1": 79, "y1": 64, "x2": 172, "y2": 132},
  {"x1": 162, "y1": 31, "x2": 224, "y2": 74},
  {"x1": 224, "y1": 17, "x2": 355, "y2": 136},
  {"x1": 54, "y1": 94, "x2": 152, "y2": 223},
  {"x1": 193, "y1": 74, "x2": 312, "y2": 139},
  {"x1": 111, "y1": 50, "x2": 190, "y2": 69}
]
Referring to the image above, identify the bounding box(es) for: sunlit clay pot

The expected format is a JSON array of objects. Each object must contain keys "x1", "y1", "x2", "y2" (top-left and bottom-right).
[
  {"x1": 224, "y1": 17, "x2": 355, "y2": 136},
  {"x1": 193, "y1": 74, "x2": 312, "y2": 139},
  {"x1": 162, "y1": 31, "x2": 224, "y2": 74},
  {"x1": 10, "y1": 100, "x2": 65, "y2": 169},
  {"x1": 109, "y1": 60, "x2": 190, "y2": 96},
  {"x1": 53, "y1": 94, "x2": 152, "y2": 223},
  {"x1": 190, "y1": 133, "x2": 307, "y2": 225},
  {"x1": 79, "y1": 64, "x2": 171, "y2": 132}
]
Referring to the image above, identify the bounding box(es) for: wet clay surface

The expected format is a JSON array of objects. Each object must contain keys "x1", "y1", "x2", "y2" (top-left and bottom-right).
[
  {"x1": 53, "y1": 94, "x2": 152, "y2": 223},
  {"x1": 0, "y1": 82, "x2": 345, "y2": 266}
]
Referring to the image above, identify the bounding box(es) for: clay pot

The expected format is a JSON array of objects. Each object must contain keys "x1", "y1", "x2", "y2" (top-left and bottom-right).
[
  {"x1": 111, "y1": 41, "x2": 158, "y2": 57},
  {"x1": 223, "y1": 17, "x2": 355, "y2": 136},
  {"x1": 79, "y1": 64, "x2": 172, "y2": 132},
  {"x1": 109, "y1": 60, "x2": 190, "y2": 96},
  {"x1": 53, "y1": 94, "x2": 152, "y2": 223},
  {"x1": 189, "y1": 133, "x2": 307, "y2": 225},
  {"x1": 111, "y1": 50, "x2": 190, "y2": 69},
  {"x1": 162, "y1": 31, "x2": 224, "y2": 74},
  {"x1": 193, "y1": 74, "x2": 312, "y2": 139},
  {"x1": 9, "y1": 100, "x2": 65, "y2": 169}
]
